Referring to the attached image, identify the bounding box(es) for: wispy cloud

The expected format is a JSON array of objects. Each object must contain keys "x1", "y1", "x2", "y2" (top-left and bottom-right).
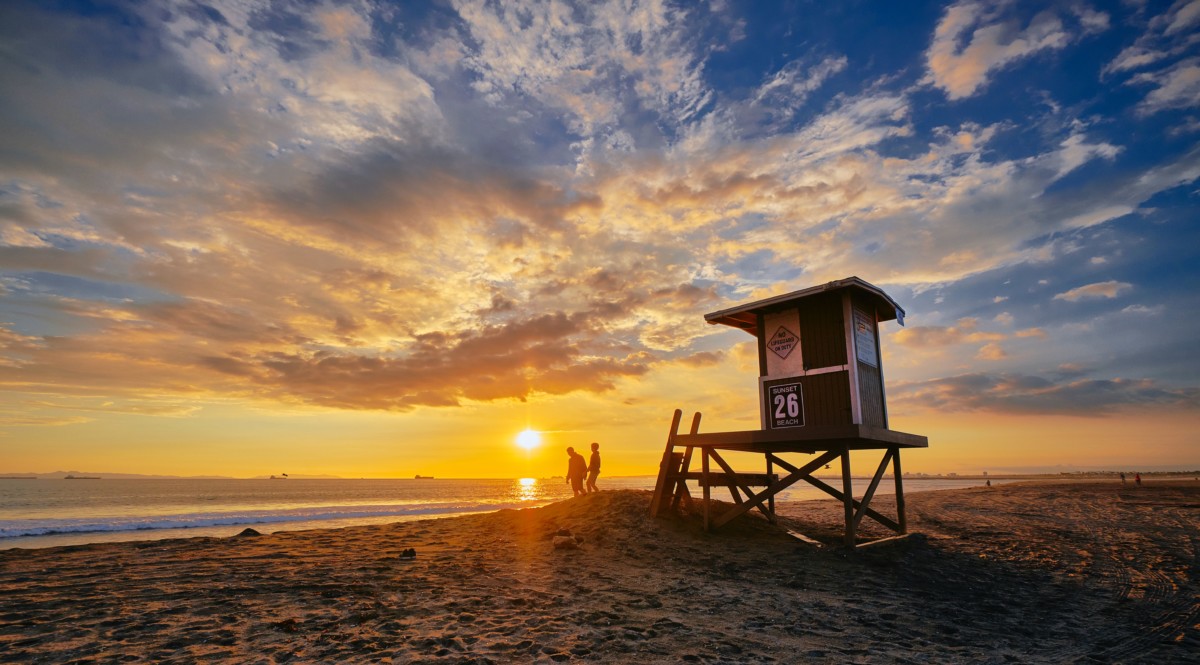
[
  {"x1": 1053, "y1": 280, "x2": 1133, "y2": 301},
  {"x1": 890, "y1": 372, "x2": 1196, "y2": 415},
  {"x1": 924, "y1": 1, "x2": 1105, "y2": 100}
]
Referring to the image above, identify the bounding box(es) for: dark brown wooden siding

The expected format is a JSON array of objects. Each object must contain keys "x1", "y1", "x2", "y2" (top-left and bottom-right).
[
  {"x1": 858, "y1": 364, "x2": 887, "y2": 427},
  {"x1": 797, "y1": 293, "x2": 846, "y2": 370},
  {"x1": 799, "y1": 371, "x2": 852, "y2": 426}
]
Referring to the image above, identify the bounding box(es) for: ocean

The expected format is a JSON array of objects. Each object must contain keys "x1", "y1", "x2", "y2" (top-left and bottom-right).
[{"x1": 0, "y1": 476, "x2": 1005, "y2": 550}]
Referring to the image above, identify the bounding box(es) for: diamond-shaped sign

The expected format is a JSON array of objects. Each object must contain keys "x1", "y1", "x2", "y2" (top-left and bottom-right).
[{"x1": 766, "y1": 326, "x2": 798, "y2": 360}]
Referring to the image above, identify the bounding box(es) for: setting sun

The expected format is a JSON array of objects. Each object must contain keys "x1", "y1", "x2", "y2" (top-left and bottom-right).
[{"x1": 516, "y1": 429, "x2": 542, "y2": 450}]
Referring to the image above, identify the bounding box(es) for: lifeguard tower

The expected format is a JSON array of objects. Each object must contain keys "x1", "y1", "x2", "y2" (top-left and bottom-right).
[{"x1": 649, "y1": 277, "x2": 928, "y2": 547}]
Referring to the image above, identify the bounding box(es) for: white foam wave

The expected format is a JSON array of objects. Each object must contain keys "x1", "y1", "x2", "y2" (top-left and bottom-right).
[{"x1": 0, "y1": 500, "x2": 534, "y2": 539}]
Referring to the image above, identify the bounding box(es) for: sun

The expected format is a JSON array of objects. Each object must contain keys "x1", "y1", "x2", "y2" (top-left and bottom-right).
[{"x1": 516, "y1": 428, "x2": 542, "y2": 450}]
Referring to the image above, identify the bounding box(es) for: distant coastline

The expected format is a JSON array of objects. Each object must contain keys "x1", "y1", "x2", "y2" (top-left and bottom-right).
[{"x1": 0, "y1": 470, "x2": 1196, "y2": 482}]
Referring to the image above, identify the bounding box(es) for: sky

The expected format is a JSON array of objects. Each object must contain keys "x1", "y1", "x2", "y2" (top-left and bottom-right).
[{"x1": 1, "y1": 0, "x2": 1198, "y2": 479}]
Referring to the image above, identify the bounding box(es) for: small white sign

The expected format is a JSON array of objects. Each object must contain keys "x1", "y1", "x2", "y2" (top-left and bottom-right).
[{"x1": 853, "y1": 309, "x2": 878, "y2": 367}]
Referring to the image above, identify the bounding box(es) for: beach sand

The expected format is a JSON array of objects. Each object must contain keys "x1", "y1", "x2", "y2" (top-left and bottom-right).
[{"x1": 1, "y1": 480, "x2": 1195, "y2": 663}]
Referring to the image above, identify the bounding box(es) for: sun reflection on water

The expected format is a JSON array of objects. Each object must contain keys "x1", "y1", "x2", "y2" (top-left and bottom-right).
[{"x1": 518, "y1": 477, "x2": 537, "y2": 501}]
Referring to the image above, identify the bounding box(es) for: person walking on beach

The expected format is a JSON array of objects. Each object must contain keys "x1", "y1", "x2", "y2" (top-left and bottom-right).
[
  {"x1": 1135, "y1": 472, "x2": 1142, "y2": 486},
  {"x1": 586, "y1": 442, "x2": 601, "y2": 493},
  {"x1": 566, "y1": 447, "x2": 587, "y2": 497},
  {"x1": 1120, "y1": 472, "x2": 1126, "y2": 484}
]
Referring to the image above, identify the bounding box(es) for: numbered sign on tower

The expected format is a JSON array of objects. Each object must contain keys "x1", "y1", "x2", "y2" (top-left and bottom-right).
[{"x1": 763, "y1": 377, "x2": 804, "y2": 429}]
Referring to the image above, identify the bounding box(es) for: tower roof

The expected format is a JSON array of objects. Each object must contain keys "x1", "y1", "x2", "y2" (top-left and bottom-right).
[{"x1": 704, "y1": 276, "x2": 906, "y2": 337}]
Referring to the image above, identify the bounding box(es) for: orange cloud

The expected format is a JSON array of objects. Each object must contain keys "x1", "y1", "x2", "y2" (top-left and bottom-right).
[{"x1": 892, "y1": 317, "x2": 1006, "y2": 348}]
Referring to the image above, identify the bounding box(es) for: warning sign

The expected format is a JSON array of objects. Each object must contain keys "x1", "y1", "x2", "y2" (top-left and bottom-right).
[{"x1": 766, "y1": 326, "x2": 799, "y2": 360}]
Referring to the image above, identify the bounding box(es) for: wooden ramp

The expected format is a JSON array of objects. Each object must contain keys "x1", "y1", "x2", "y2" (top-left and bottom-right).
[{"x1": 649, "y1": 409, "x2": 927, "y2": 547}]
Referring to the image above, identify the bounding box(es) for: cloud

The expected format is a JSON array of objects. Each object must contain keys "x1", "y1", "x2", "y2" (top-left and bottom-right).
[
  {"x1": 741, "y1": 56, "x2": 848, "y2": 129},
  {"x1": 21, "y1": 400, "x2": 202, "y2": 418},
  {"x1": 197, "y1": 310, "x2": 652, "y2": 410},
  {"x1": 155, "y1": 0, "x2": 448, "y2": 148},
  {"x1": 451, "y1": 0, "x2": 712, "y2": 140},
  {"x1": 0, "y1": 413, "x2": 92, "y2": 427},
  {"x1": 892, "y1": 317, "x2": 1005, "y2": 348},
  {"x1": 1053, "y1": 280, "x2": 1133, "y2": 301},
  {"x1": 1121, "y1": 304, "x2": 1165, "y2": 315},
  {"x1": 1103, "y1": 1, "x2": 1200, "y2": 115},
  {"x1": 976, "y1": 342, "x2": 1007, "y2": 360},
  {"x1": 924, "y1": 1, "x2": 1100, "y2": 100},
  {"x1": 890, "y1": 372, "x2": 1197, "y2": 415},
  {"x1": 1131, "y1": 57, "x2": 1200, "y2": 115}
]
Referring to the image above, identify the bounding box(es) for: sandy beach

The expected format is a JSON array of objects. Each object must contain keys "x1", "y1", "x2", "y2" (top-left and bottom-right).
[{"x1": 1, "y1": 480, "x2": 1196, "y2": 663}]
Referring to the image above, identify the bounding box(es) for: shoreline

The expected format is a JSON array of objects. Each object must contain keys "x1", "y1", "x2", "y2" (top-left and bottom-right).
[
  {"x1": 1, "y1": 476, "x2": 1028, "y2": 551},
  {"x1": 1, "y1": 480, "x2": 1196, "y2": 663}
]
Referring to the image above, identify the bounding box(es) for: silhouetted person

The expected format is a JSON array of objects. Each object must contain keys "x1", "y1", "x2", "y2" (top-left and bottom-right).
[
  {"x1": 985, "y1": 479, "x2": 991, "y2": 487},
  {"x1": 566, "y1": 447, "x2": 587, "y2": 496},
  {"x1": 586, "y1": 442, "x2": 601, "y2": 493},
  {"x1": 1120, "y1": 472, "x2": 1126, "y2": 484},
  {"x1": 1135, "y1": 472, "x2": 1142, "y2": 486}
]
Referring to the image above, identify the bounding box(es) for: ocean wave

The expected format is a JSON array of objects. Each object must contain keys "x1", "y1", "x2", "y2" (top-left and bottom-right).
[{"x1": 0, "y1": 500, "x2": 537, "y2": 539}]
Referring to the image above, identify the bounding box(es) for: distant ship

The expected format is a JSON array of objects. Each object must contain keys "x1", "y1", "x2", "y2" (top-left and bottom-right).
[
  {"x1": 64, "y1": 475, "x2": 100, "y2": 480},
  {"x1": 270, "y1": 473, "x2": 289, "y2": 479},
  {"x1": 414, "y1": 475, "x2": 434, "y2": 479}
]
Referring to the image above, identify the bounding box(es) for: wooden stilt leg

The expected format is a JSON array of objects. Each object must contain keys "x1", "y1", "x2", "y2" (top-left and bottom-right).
[
  {"x1": 702, "y1": 448, "x2": 711, "y2": 532},
  {"x1": 892, "y1": 447, "x2": 906, "y2": 533},
  {"x1": 766, "y1": 456, "x2": 776, "y2": 523},
  {"x1": 841, "y1": 450, "x2": 855, "y2": 547}
]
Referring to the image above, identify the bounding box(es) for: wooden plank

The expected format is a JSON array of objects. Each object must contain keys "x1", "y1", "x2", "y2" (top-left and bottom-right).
[
  {"x1": 785, "y1": 529, "x2": 823, "y2": 546},
  {"x1": 679, "y1": 472, "x2": 778, "y2": 486},
  {"x1": 855, "y1": 533, "x2": 914, "y2": 549},
  {"x1": 673, "y1": 425, "x2": 928, "y2": 450},
  {"x1": 649, "y1": 409, "x2": 683, "y2": 517}
]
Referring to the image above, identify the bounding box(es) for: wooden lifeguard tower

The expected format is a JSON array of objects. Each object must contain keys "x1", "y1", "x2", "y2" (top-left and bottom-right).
[{"x1": 649, "y1": 277, "x2": 928, "y2": 547}]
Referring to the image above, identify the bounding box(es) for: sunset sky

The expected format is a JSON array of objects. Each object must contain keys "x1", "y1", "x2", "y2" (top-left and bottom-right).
[{"x1": 1, "y1": 0, "x2": 1197, "y2": 479}]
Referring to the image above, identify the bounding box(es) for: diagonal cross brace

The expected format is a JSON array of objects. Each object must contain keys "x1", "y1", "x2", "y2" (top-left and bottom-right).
[
  {"x1": 706, "y1": 449, "x2": 749, "y2": 507},
  {"x1": 852, "y1": 449, "x2": 895, "y2": 531},
  {"x1": 794, "y1": 467, "x2": 901, "y2": 533},
  {"x1": 710, "y1": 450, "x2": 842, "y2": 529}
]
